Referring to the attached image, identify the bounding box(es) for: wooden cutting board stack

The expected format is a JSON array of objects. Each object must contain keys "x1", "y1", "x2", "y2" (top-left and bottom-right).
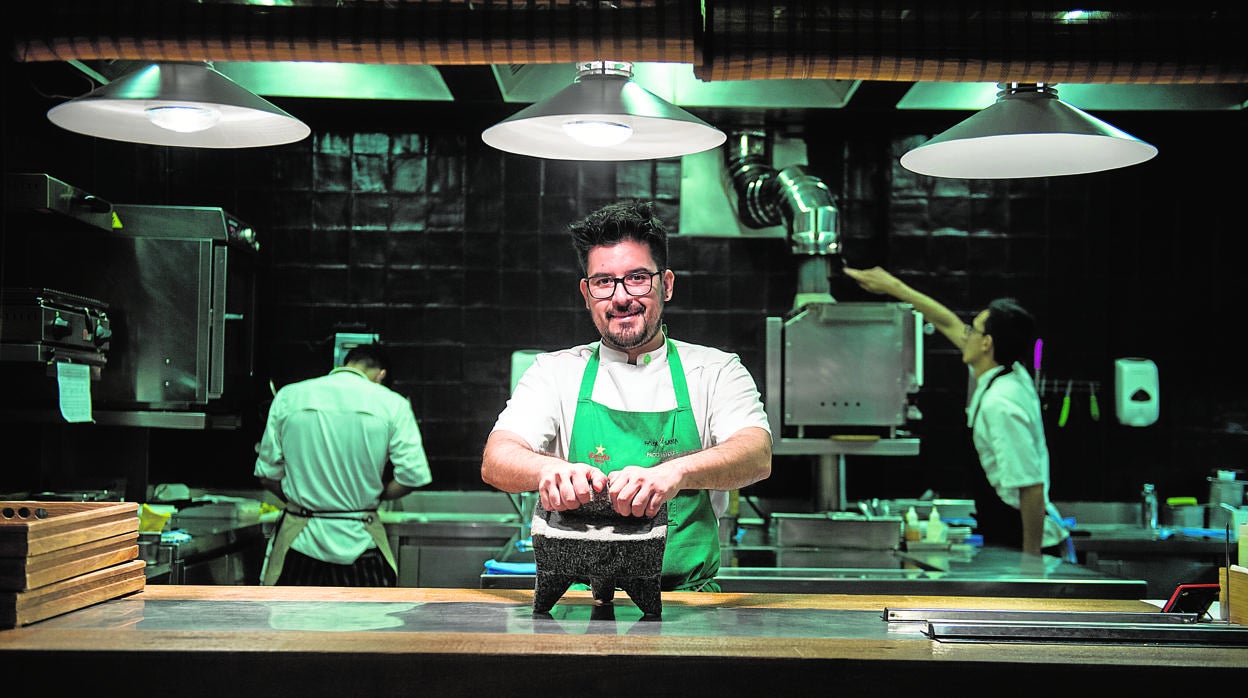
[{"x1": 0, "y1": 501, "x2": 146, "y2": 628}]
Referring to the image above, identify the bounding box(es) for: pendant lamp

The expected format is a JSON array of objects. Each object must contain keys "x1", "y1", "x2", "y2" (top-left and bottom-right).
[
  {"x1": 481, "y1": 60, "x2": 726, "y2": 161},
  {"x1": 899, "y1": 83, "x2": 1158, "y2": 179},
  {"x1": 47, "y1": 62, "x2": 310, "y2": 148}
]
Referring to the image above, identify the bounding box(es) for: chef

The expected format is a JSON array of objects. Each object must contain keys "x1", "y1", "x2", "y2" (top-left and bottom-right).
[
  {"x1": 843, "y1": 265, "x2": 1070, "y2": 558},
  {"x1": 255, "y1": 343, "x2": 433, "y2": 586},
  {"x1": 481, "y1": 200, "x2": 772, "y2": 591}
]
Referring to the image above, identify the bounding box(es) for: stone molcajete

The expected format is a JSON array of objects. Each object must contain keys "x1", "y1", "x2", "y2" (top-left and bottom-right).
[{"x1": 530, "y1": 489, "x2": 668, "y2": 619}]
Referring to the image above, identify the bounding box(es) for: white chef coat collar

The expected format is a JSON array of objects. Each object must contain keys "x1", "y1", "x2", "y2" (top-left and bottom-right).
[
  {"x1": 596, "y1": 341, "x2": 668, "y2": 367},
  {"x1": 330, "y1": 366, "x2": 370, "y2": 380}
]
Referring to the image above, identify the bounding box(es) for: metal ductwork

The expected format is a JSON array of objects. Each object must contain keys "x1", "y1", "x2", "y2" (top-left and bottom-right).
[
  {"x1": 725, "y1": 131, "x2": 840, "y2": 255},
  {"x1": 10, "y1": 2, "x2": 1246, "y2": 86},
  {"x1": 725, "y1": 130, "x2": 840, "y2": 306}
]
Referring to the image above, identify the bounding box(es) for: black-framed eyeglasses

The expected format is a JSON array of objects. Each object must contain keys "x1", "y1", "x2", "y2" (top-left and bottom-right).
[{"x1": 584, "y1": 270, "x2": 661, "y2": 299}]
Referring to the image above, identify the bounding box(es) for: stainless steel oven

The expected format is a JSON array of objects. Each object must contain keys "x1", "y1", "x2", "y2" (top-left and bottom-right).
[{"x1": 2, "y1": 173, "x2": 260, "y2": 429}]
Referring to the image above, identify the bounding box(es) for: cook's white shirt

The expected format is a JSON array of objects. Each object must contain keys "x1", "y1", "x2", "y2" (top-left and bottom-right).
[
  {"x1": 255, "y1": 367, "x2": 432, "y2": 564},
  {"x1": 966, "y1": 362, "x2": 1067, "y2": 546},
  {"x1": 492, "y1": 340, "x2": 772, "y2": 515}
]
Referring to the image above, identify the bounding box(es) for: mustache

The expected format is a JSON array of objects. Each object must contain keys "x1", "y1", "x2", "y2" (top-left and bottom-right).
[{"x1": 606, "y1": 300, "x2": 645, "y2": 316}]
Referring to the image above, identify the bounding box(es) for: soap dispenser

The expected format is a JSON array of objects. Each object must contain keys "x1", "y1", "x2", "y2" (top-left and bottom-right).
[{"x1": 926, "y1": 506, "x2": 947, "y2": 543}]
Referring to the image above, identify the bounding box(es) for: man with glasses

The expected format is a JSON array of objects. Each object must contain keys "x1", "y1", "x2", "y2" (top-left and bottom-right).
[
  {"x1": 843, "y1": 265, "x2": 1070, "y2": 558},
  {"x1": 481, "y1": 201, "x2": 772, "y2": 592}
]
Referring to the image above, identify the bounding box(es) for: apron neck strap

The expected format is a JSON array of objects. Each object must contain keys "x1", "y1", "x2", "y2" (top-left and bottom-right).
[{"x1": 580, "y1": 339, "x2": 691, "y2": 410}]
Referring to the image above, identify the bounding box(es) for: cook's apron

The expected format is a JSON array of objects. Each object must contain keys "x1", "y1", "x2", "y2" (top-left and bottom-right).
[
  {"x1": 567, "y1": 340, "x2": 720, "y2": 591},
  {"x1": 967, "y1": 366, "x2": 1074, "y2": 560},
  {"x1": 260, "y1": 505, "x2": 396, "y2": 586}
]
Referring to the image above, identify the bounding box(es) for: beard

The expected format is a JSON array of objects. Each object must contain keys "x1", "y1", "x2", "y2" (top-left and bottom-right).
[{"x1": 597, "y1": 299, "x2": 664, "y2": 351}]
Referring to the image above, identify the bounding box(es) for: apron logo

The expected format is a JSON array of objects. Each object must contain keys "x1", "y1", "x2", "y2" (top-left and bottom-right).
[
  {"x1": 645, "y1": 437, "x2": 681, "y2": 460},
  {"x1": 587, "y1": 443, "x2": 611, "y2": 465}
]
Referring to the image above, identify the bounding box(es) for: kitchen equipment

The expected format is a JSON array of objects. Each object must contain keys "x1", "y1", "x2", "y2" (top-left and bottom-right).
[
  {"x1": 762, "y1": 301, "x2": 923, "y2": 513},
  {"x1": 531, "y1": 492, "x2": 666, "y2": 617},
  {"x1": 0, "y1": 287, "x2": 112, "y2": 417},
  {"x1": 1162, "y1": 498, "x2": 1204, "y2": 528},
  {"x1": 0, "y1": 287, "x2": 111, "y2": 365},
  {"x1": 771, "y1": 512, "x2": 903, "y2": 549},
  {"x1": 1141, "y1": 483, "x2": 1158, "y2": 530},
  {"x1": 2, "y1": 174, "x2": 261, "y2": 429},
  {"x1": 3, "y1": 172, "x2": 115, "y2": 232},
  {"x1": 766, "y1": 302, "x2": 921, "y2": 434},
  {"x1": 1208, "y1": 472, "x2": 1246, "y2": 530},
  {"x1": 1058, "y1": 378, "x2": 1072, "y2": 427}
]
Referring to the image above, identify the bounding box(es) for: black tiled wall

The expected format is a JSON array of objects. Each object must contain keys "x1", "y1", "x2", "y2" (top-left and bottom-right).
[{"x1": 4, "y1": 81, "x2": 1246, "y2": 507}]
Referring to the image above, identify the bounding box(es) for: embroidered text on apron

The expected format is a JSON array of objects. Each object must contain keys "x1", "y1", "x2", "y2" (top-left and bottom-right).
[
  {"x1": 260, "y1": 506, "x2": 396, "y2": 586},
  {"x1": 567, "y1": 340, "x2": 720, "y2": 591}
]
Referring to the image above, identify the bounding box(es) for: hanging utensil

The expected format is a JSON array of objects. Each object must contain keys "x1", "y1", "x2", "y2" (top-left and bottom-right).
[
  {"x1": 1058, "y1": 379, "x2": 1072, "y2": 427},
  {"x1": 1089, "y1": 382, "x2": 1101, "y2": 421},
  {"x1": 1033, "y1": 338, "x2": 1044, "y2": 391}
]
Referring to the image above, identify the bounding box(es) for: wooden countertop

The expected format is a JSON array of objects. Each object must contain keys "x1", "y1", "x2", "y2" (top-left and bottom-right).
[{"x1": 2, "y1": 585, "x2": 1244, "y2": 695}]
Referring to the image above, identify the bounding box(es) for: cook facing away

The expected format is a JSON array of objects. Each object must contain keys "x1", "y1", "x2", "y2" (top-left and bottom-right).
[
  {"x1": 843, "y1": 265, "x2": 1069, "y2": 558},
  {"x1": 255, "y1": 344, "x2": 432, "y2": 586},
  {"x1": 481, "y1": 201, "x2": 773, "y2": 592}
]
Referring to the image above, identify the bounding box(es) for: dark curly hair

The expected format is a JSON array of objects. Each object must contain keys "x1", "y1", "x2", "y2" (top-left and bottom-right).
[{"x1": 568, "y1": 201, "x2": 669, "y2": 274}]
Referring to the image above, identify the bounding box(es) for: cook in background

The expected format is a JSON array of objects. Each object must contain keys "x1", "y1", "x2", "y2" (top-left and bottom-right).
[
  {"x1": 843, "y1": 265, "x2": 1070, "y2": 558},
  {"x1": 481, "y1": 200, "x2": 773, "y2": 591},
  {"x1": 255, "y1": 343, "x2": 433, "y2": 585}
]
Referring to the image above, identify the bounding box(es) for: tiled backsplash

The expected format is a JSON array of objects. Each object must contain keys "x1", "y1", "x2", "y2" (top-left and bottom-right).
[{"x1": 4, "y1": 98, "x2": 1245, "y2": 507}]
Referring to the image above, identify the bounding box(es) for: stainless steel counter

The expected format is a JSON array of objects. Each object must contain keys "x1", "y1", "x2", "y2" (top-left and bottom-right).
[
  {"x1": 2, "y1": 586, "x2": 1244, "y2": 696},
  {"x1": 483, "y1": 542, "x2": 1147, "y2": 598},
  {"x1": 140, "y1": 516, "x2": 268, "y2": 584},
  {"x1": 1068, "y1": 523, "x2": 1235, "y2": 597}
]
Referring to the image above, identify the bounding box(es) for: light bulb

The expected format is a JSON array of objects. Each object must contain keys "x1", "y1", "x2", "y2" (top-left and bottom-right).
[
  {"x1": 561, "y1": 119, "x2": 633, "y2": 147},
  {"x1": 145, "y1": 105, "x2": 222, "y2": 133}
]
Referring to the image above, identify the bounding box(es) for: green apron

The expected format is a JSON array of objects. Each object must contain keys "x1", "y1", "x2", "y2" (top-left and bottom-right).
[{"x1": 567, "y1": 340, "x2": 721, "y2": 591}]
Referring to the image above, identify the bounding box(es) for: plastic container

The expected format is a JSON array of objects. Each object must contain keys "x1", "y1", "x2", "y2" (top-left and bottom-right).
[
  {"x1": 904, "y1": 507, "x2": 921, "y2": 542},
  {"x1": 1141, "y1": 483, "x2": 1158, "y2": 529},
  {"x1": 1163, "y1": 497, "x2": 1204, "y2": 528},
  {"x1": 925, "y1": 507, "x2": 947, "y2": 543}
]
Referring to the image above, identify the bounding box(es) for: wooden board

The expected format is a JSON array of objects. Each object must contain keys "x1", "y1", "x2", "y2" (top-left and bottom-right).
[
  {"x1": 0, "y1": 531, "x2": 139, "y2": 591},
  {"x1": 0, "y1": 501, "x2": 139, "y2": 557},
  {"x1": 0, "y1": 559, "x2": 146, "y2": 629},
  {"x1": 1219, "y1": 566, "x2": 1248, "y2": 625}
]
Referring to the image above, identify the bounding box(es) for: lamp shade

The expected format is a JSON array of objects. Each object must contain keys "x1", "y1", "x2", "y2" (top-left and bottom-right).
[
  {"x1": 899, "y1": 84, "x2": 1158, "y2": 179},
  {"x1": 47, "y1": 63, "x2": 310, "y2": 148},
  {"x1": 481, "y1": 62, "x2": 726, "y2": 161}
]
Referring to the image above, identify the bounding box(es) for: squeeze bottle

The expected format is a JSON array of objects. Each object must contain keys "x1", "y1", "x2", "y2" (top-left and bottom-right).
[
  {"x1": 926, "y1": 507, "x2": 947, "y2": 543},
  {"x1": 904, "y1": 507, "x2": 921, "y2": 542}
]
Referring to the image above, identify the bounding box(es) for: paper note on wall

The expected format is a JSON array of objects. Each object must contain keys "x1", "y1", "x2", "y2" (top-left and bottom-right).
[{"x1": 56, "y1": 362, "x2": 93, "y2": 423}]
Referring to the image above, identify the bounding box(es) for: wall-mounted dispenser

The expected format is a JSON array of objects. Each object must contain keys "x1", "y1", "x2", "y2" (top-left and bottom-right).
[{"x1": 1114, "y1": 358, "x2": 1159, "y2": 427}]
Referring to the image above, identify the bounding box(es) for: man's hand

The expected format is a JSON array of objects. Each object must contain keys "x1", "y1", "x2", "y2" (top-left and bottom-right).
[
  {"x1": 606, "y1": 465, "x2": 682, "y2": 517},
  {"x1": 537, "y1": 461, "x2": 608, "y2": 512}
]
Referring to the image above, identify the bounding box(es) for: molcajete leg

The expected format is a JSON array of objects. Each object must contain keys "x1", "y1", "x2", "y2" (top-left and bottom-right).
[
  {"x1": 616, "y1": 575, "x2": 662, "y2": 617},
  {"x1": 590, "y1": 577, "x2": 617, "y2": 605},
  {"x1": 533, "y1": 572, "x2": 577, "y2": 614}
]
